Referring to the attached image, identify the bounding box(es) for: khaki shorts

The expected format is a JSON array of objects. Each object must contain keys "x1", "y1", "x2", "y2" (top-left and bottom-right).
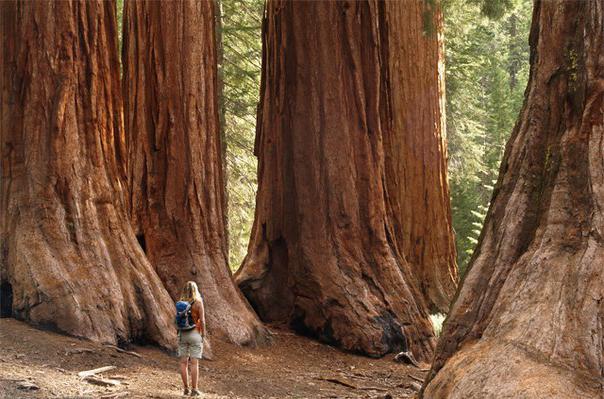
[{"x1": 178, "y1": 329, "x2": 203, "y2": 359}]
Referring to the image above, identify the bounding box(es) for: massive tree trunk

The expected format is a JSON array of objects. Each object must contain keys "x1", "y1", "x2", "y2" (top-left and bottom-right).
[
  {"x1": 422, "y1": 1, "x2": 604, "y2": 397},
  {"x1": 382, "y1": 0, "x2": 458, "y2": 314},
  {"x1": 0, "y1": 1, "x2": 175, "y2": 348},
  {"x1": 122, "y1": 0, "x2": 268, "y2": 346},
  {"x1": 235, "y1": 0, "x2": 436, "y2": 360}
]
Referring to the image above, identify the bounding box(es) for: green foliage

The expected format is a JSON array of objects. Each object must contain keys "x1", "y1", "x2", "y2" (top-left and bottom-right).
[
  {"x1": 476, "y1": 0, "x2": 513, "y2": 20},
  {"x1": 220, "y1": 0, "x2": 264, "y2": 270},
  {"x1": 444, "y1": 0, "x2": 532, "y2": 274}
]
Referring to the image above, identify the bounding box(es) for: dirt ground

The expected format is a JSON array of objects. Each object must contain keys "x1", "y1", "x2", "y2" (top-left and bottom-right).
[{"x1": 0, "y1": 319, "x2": 427, "y2": 399}]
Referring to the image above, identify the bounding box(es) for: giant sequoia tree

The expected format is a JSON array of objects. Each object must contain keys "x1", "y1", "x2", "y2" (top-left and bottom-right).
[
  {"x1": 382, "y1": 0, "x2": 458, "y2": 313},
  {"x1": 0, "y1": 1, "x2": 175, "y2": 348},
  {"x1": 122, "y1": 0, "x2": 268, "y2": 345},
  {"x1": 236, "y1": 0, "x2": 436, "y2": 360},
  {"x1": 422, "y1": 0, "x2": 603, "y2": 397}
]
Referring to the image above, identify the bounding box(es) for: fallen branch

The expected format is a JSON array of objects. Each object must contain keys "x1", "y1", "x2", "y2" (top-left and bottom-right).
[
  {"x1": 104, "y1": 344, "x2": 142, "y2": 358},
  {"x1": 84, "y1": 376, "x2": 121, "y2": 387},
  {"x1": 393, "y1": 351, "x2": 420, "y2": 367},
  {"x1": 107, "y1": 375, "x2": 128, "y2": 380},
  {"x1": 78, "y1": 366, "x2": 116, "y2": 378},
  {"x1": 407, "y1": 373, "x2": 425, "y2": 383},
  {"x1": 16, "y1": 381, "x2": 39, "y2": 391}
]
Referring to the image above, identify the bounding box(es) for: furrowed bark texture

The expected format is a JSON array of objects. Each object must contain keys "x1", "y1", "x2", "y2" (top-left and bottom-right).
[
  {"x1": 236, "y1": 0, "x2": 435, "y2": 360},
  {"x1": 422, "y1": 1, "x2": 604, "y2": 397},
  {"x1": 382, "y1": 0, "x2": 458, "y2": 314},
  {"x1": 0, "y1": 1, "x2": 176, "y2": 348},
  {"x1": 122, "y1": 0, "x2": 268, "y2": 346}
]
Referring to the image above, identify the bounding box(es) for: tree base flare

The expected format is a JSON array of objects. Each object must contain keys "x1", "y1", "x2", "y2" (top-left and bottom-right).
[{"x1": 422, "y1": 341, "x2": 601, "y2": 399}]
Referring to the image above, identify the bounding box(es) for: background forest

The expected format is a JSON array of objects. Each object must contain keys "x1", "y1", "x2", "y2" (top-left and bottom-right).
[{"x1": 219, "y1": 0, "x2": 532, "y2": 274}]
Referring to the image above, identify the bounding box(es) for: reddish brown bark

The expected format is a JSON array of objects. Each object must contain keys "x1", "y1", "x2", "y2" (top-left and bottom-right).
[
  {"x1": 422, "y1": 1, "x2": 604, "y2": 397},
  {"x1": 382, "y1": 0, "x2": 458, "y2": 314},
  {"x1": 0, "y1": 1, "x2": 175, "y2": 348},
  {"x1": 236, "y1": 0, "x2": 435, "y2": 360},
  {"x1": 122, "y1": 0, "x2": 268, "y2": 346}
]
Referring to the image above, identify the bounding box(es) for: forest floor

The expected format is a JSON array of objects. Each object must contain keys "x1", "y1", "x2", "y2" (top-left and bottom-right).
[{"x1": 0, "y1": 319, "x2": 427, "y2": 399}]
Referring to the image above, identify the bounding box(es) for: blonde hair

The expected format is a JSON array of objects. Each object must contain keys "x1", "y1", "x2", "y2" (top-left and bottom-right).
[{"x1": 180, "y1": 281, "x2": 201, "y2": 303}]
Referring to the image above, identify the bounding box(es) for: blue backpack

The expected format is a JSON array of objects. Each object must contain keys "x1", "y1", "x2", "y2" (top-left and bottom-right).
[{"x1": 175, "y1": 300, "x2": 196, "y2": 330}]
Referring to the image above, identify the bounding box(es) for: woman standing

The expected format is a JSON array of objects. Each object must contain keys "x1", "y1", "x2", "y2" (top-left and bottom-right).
[{"x1": 176, "y1": 281, "x2": 206, "y2": 396}]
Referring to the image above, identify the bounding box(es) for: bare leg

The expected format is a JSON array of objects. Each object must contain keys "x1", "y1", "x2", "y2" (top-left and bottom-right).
[
  {"x1": 179, "y1": 357, "x2": 189, "y2": 389},
  {"x1": 190, "y1": 358, "x2": 199, "y2": 389}
]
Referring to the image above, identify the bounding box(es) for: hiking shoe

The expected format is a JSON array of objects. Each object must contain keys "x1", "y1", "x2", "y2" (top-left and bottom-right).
[
  {"x1": 183, "y1": 388, "x2": 190, "y2": 396},
  {"x1": 190, "y1": 389, "x2": 201, "y2": 397}
]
